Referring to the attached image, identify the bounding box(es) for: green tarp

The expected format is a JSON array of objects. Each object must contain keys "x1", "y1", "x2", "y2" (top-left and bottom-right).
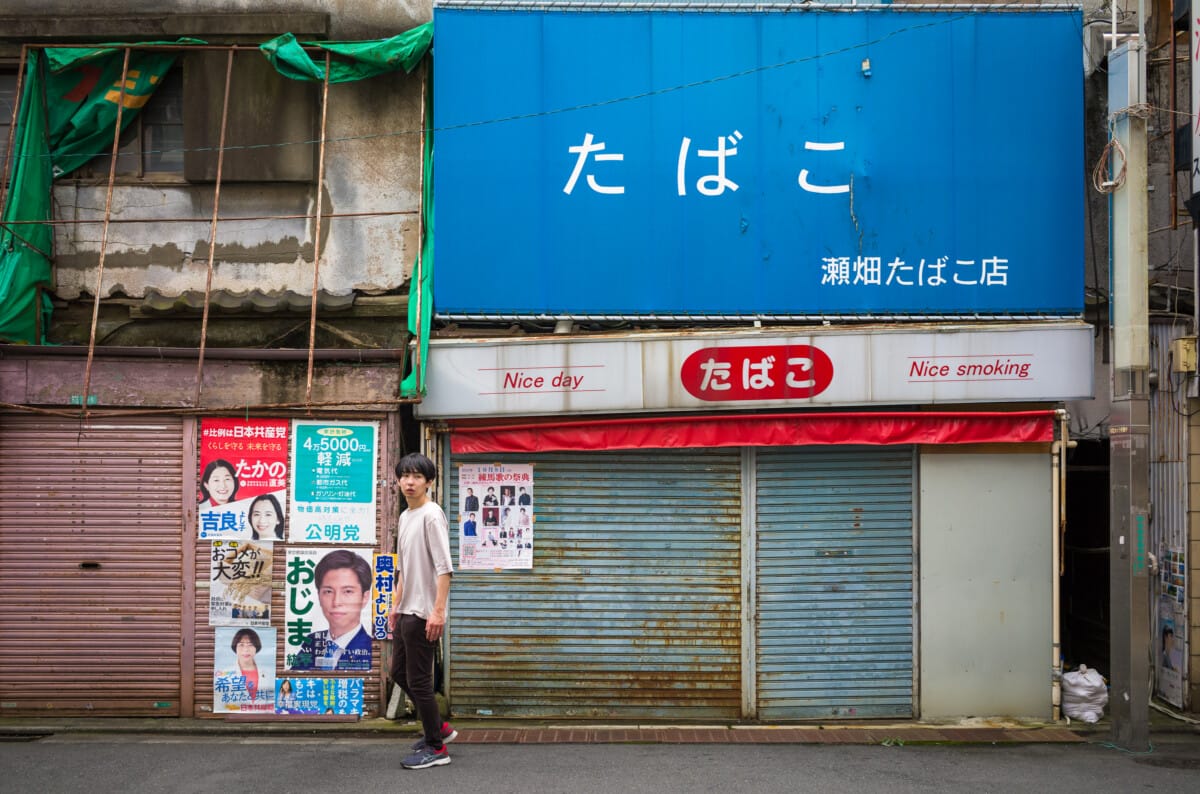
[
  {"x1": 0, "y1": 53, "x2": 53, "y2": 344},
  {"x1": 260, "y1": 23, "x2": 432, "y2": 83}
]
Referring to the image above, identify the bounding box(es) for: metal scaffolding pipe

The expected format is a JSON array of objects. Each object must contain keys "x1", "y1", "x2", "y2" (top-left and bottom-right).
[{"x1": 304, "y1": 52, "x2": 333, "y2": 413}]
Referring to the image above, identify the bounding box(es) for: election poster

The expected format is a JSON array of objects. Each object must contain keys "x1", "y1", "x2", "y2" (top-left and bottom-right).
[
  {"x1": 214, "y1": 626, "x2": 277, "y2": 714},
  {"x1": 458, "y1": 463, "x2": 534, "y2": 570},
  {"x1": 372, "y1": 553, "x2": 397, "y2": 640},
  {"x1": 1155, "y1": 547, "x2": 1187, "y2": 707},
  {"x1": 274, "y1": 677, "x2": 364, "y2": 715},
  {"x1": 290, "y1": 420, "x2": 378, "y2": 544},
  {"x1": 284, "y1": 547, "x2": 373, "y2": 673},
  {"x1": 209, "y1": 540, "x2": 273, "y2": 626},
  {"x1": 199, "y1": 418, "x2": 289, "y2": 539}
]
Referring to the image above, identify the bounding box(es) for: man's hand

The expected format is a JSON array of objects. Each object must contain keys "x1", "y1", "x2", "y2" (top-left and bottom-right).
[
  {"x1": 387, "y1": 603, "x2": 402, "y2": 634},
  {"x1": 425, "y1": 609, "x2": 445, "y2": 642}
]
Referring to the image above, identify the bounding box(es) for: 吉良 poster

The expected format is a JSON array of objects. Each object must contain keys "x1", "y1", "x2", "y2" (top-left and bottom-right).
[
  {"x1": 284, "y1": 547, "x2": 374, "y2": 672},
  {"x1": 274, "y1": 677, "x2": 364, "y2": 715},
  {"x1": 289, "y1": 420, "x2": 378, "y2": 544},
  {"x1": 214, "y1": 626, "x2": 277, "y2": 714},
  {"x1": 198, "y1": 418, "x2": 289, "y2": 539},
  {"x1": 458, "y1": 463, "x2": 534, "y2": 570},
  {"x1": 209, "y1": 539, "x2": 273, "y2": 626}
]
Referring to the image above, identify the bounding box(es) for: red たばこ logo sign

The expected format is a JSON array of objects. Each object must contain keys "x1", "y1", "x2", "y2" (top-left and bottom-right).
[{"x1": 681, "y1": 345, "x2": 834, "y2": 401}]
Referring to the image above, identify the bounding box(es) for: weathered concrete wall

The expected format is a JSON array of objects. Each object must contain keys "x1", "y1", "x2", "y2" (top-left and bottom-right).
[{"x1": 5, "y1": 1, "x2": 429, "y2": 306}]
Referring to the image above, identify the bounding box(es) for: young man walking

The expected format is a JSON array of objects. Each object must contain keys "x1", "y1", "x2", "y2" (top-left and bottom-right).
[{"x1": 389, "y1": 453, "x2": 456, "y2": 769}]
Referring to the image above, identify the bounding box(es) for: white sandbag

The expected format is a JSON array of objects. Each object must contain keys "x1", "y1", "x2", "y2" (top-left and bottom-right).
[{"x1": 1061, "y1": 664, "x2": 1108, "y2": 723}]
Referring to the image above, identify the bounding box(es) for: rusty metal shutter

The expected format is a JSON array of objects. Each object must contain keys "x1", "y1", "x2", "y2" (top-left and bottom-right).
[
  {"x1": 755, "y1": 446, "x2": 915, "y2": 719},
  {"x1": 0, "y1": 414, "x2": 184, "y2": 716},
  {"x1": 445, "y1": 449, "x2": 743, "y2": 720}
]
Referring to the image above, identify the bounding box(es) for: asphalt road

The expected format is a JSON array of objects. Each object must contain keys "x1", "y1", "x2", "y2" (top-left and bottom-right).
[{"x1": 2, "y1": 734, "x2": 1198, "y2": 793}]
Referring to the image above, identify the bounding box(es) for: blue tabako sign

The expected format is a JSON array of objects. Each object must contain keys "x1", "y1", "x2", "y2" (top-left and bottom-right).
[{"x1": 433, "y1": 6, "x2": 1084, "y2": 318}]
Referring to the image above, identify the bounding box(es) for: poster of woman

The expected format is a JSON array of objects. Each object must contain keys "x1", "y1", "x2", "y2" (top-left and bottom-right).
[
  {"x1": 198, "y1": 418, "x2": 290, "y2": 539},
  {"x1": 214, "y1": 626, "x2": 277, "y2": 714}
]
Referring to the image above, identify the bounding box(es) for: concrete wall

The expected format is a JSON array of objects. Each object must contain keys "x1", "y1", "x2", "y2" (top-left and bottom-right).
[
  {"x1": 919, "y1": 451, "x2": 1054, "y2": 720},
  {"x1": 2, "y1": 1, "x2": 430, "y2": 313}
]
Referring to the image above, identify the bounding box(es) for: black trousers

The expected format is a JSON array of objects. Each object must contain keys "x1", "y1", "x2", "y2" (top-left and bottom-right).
[{"x1": 390, "y1": 614, "x2": 444, "y2": 749}]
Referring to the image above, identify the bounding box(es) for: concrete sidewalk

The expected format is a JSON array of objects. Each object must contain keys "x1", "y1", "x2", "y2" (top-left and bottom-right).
[{"x1": 7, "y1": 714, "x2": 1190, "y2": 745}]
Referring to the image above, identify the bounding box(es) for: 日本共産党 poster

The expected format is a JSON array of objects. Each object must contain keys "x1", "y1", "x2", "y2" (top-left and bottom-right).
[
  {"x1": 372, "y1": 553, "x2": 397, "y2": 640},
  {"x1": 274, "y1": 677, "x2": 364, "y2": 715},
  {"x1": 458, "y1": 463, "x2": 533, "y2": 570},
  {"x1": 198, "y1": 418, "x2": 289, "y2": 539},
  {"x1": 214, "y1": 626, "x2": 277, "y2": 714},
  {"x1": 289, "y1": 421, "x2": 378, "y2": 544},
  {"x1": 284, "y1": 547, "x2": 373, "y2": 672},
  {"x1": 209, "y1": 540, "x2": 273, "y2": 626}
]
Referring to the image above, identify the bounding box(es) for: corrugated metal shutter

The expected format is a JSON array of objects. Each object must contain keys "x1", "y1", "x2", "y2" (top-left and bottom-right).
[
  {"x1": 0, "y1": 415, "x2": 184, "y2": 715},
  {"x1": 755, "y1": 446, "x2": 914, "y2": 719},
  {"x1": 446, "y1": 449, "x2": 742, "y2": 720}
]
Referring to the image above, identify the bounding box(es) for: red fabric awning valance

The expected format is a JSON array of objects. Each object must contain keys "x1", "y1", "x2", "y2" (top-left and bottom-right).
[{"x1": 449, "y1": 411, "x2": 1056, "y2": 454}]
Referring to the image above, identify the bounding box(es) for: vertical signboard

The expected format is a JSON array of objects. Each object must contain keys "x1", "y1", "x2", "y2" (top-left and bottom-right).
[{"x1": 290, "y1": 420, "x2": 378, "y2": 544}]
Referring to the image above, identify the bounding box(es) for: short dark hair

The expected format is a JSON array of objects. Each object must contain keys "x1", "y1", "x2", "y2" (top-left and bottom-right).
[
  {"x1": 231, "y1": 628, "x2": 262, "y2": 653},
  {"x1": 395, "y1": 452, "x2": 437, "y2": 482},
  {"x1": 200, "y1": 459, "x2": 239, "y2": 502},
  {"x1": 314, "y1": 549, "x2": 371, "y2": 592}
]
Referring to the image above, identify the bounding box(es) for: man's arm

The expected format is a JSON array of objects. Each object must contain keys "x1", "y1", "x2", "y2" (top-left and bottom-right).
[{"x1": 425, "y1": 572, "x2": 451, "y2": 641}]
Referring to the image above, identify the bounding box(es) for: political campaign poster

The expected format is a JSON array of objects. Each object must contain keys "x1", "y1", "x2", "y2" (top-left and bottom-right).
[
  {"x1": 284, "y1": 547, "x2": 373, "y2": 672},
  {"x1": 214, "y1": 626, "x2": 277, "y2": 714},
  {"x1": 1155, "y1": 547, "x2": 1187, "y2": 707},
  {"x1": 290, "y1": 420, "x2": 378, "y2": 544},
  {"x1": 209, "y1": 539, "x2": 273, "y2": 627},
  {"x1": 458, "y1": 463, "x2": 534, "y2": 570},
  {"x1": 372, "y1": 553, "x2": 397, "y2": 640},
  {"x1": 274, "y1": 677, "x2": 364, "y2": 715},
  {"x1": 199, "y1": 418, "x2": 289, "y2": 539}
]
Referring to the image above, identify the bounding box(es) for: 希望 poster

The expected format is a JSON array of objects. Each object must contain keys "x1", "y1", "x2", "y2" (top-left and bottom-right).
[
  {"x1": 458, "y1": 463, "x2": 534, "y2": 570},
  {"x1": 214, "y1": 626, "x2": 277, "y2": 714},
  {"x1": 372, "y1": 553, "x2": 397, "y2": 640},
  {"x1": 209, "y1": 540, "x2": 273, "y2": 626},
  {"x1": 290, "y1": 421, "x2": 378, "y2": 544},
  {"x1": 284, "y1": 547, "x2": 373, "y2": 672},
  {"x1": 274, "y1": 677, "x2": 364, "y2": 715},
  {"x1": 199, "y1": 418, "x2": 289, "y2": 539}
]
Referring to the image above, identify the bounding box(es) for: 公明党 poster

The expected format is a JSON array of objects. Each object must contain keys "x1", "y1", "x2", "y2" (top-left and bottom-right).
[
  {"x1": 209, "y1": 540, "x2": 273, "y2": 626},
  {"x1": 214, "y1": 626, "x2": 277, "y2": 714},
  {"x1": 290, "y1": 421, "x2": 378, "y2": 544},
  {"x1": 458, "y1": 463, "x2": 534, "y2": 570},
  {"x1": 199, "y1": 418, "x2": 289, "y2": 539},
  {"x1": 284, "y1": 547, "x2": 373, "y2": 672}
]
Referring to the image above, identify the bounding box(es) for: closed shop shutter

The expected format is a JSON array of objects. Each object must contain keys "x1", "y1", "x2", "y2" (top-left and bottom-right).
[
  {"x1": 755, "y1": 446, "x2": 914, "y2": 719},
  {"x1": 0, "y1": 415, "x2": 184, "y2": 716},
  {"x1": 446, "y1": 449, "x2": 743, "y2": 720}
]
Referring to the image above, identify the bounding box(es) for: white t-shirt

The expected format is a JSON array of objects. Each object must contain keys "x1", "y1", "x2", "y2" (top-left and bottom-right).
[{"x1": 396, "y1": 500, "x2": 454, "y2": 620}]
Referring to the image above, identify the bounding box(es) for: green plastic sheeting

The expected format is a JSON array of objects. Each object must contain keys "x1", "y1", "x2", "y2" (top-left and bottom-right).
[
  {"x1": 43, "y1": 44, "x2": 184, "y2": 177},
  {"x1": 0, "y1": 54, "x2": 54, "y2": 343},
  {"x1": 401, "y1": 69, "x2": 433, "y2": 399},
  {"x1": 261, "y1": 23, "x2": 432, "y2": 83}
]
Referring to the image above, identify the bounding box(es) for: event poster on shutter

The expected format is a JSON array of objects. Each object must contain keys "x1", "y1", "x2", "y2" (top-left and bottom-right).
[
  {"x1": 458, "y1": 463, "x2": 534, "y2": 570},
  {"x1": 289, "y1": 420, "x2": 378, "y2": 544},
  {"x1": 198, "y1": 418, "x2": 290, "y2": 539},
  {"x1": 214, "y1": 626, "x2": 277, "y2": 714},
  {"x1": 209, "y1": 539, "x2": 273, "y2": 627}
]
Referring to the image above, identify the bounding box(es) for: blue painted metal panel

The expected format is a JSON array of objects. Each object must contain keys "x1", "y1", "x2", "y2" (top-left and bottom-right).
[
  {"x1": 446, "y1": 450, "x2": 742, "y2": 719},
  {"x1": 755, "y1": 446, "x2": 914, "y2": 719},
  {"x1": 433, "y1": 7, "x2": 1084, "y2": 318}
]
